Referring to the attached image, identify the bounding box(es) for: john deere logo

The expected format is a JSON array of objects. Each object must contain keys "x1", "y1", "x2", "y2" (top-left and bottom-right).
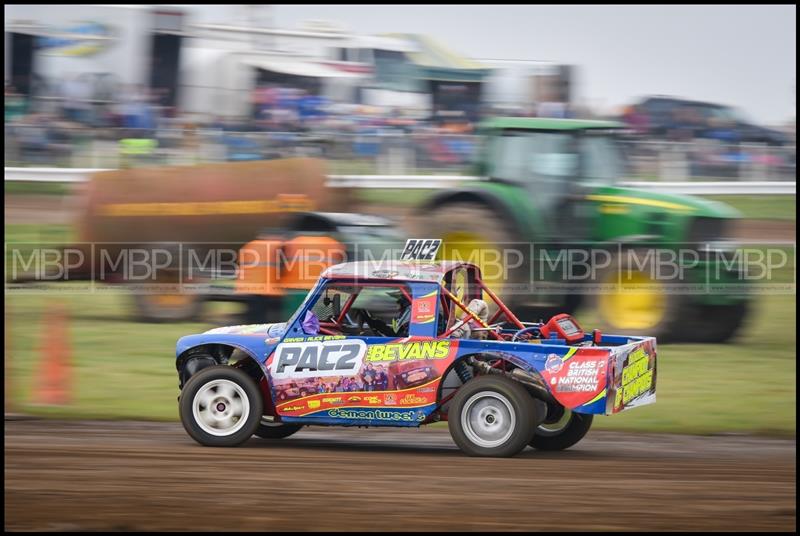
[{"x1": 38, "y1": 22, "x2": 115, "y2": 57}]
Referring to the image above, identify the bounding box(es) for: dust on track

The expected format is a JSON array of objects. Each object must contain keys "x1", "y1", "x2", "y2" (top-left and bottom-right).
[{"x1": 4, "y1": 419, "x2": 796, "y2": 531}]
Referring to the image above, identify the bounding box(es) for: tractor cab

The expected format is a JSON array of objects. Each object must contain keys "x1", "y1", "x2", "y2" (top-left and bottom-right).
[{"x1": 476, "y1": 117, "x2": 626, "y2": 242}]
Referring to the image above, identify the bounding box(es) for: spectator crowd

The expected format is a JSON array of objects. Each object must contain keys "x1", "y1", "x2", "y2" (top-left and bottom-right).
[{"x1": 5, "y1": 78, "x2": 795, "y2": 180}]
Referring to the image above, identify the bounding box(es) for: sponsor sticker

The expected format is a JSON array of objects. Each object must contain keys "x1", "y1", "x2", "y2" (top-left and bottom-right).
[
  {"x1": 283, "y1": 335, "x2": 345, "y2": 343},
  {"x1": 617, "y1": 347, "x2": 655, "y2": 407},
  {"x1": 399, "y1": 394, "x2": 428, "y2": 405},
  {"x1": 270, "y1": 340, "x2": 367, "y2": 379},
  {"x1": 545, "y1": 353, "x2": 563, "y2": 374},
  {"x1": 365, "y1": 340, "x2": 451, "y2": 363},
  {"x1": 411, "y1": 291, "x2": 438, "y2": 324},
  {"x1": 555, "y1": 359, "x2": 605, "y2": 393},
  {"x1": 327, "y1": 408, "x2": 427, "y2": 422}
]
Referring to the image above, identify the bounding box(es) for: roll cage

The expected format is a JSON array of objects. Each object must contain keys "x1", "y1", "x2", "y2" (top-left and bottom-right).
[{"x1": 312, "y1": 266, "x2": 528, "y2": 342}]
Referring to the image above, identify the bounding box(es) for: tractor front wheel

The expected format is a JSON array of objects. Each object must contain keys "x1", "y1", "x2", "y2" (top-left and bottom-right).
[
  {"x1": 589, "y1": 248, "x2": 684, "y2": 341},
  {"x1": 681, "y1": 301, "x2": 750, "y2": 343}
]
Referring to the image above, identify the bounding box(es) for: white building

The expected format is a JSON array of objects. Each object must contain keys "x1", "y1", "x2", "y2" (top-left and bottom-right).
[
  {"x1": 5, "y1": 5, "x2": 500, "y2": 121},
  {"x1": 476, "y1": 58, "x2": 577, "y2": 115},
  {"x1": 4, "y1": 5, "x2": 383, "y2": 118},
  {"x1": 5, "y1": 4, "x2": 188, "y2": 110},
  {"x1": 180, "y1": 19, "x2": 368, "y2": 117}
]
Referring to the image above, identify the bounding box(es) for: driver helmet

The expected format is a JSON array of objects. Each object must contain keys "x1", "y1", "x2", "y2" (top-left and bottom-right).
[{"x1": 391, "y1": 295, "x2": 412, "y2": 335}]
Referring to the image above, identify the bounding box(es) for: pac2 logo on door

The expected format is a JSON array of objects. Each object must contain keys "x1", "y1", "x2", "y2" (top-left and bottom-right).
[{"x1": 270, "y1": 340, "x2": 367, "y2": 379}]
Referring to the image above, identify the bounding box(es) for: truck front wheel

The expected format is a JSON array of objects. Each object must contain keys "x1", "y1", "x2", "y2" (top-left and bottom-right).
[{"x1": 179, "y1": 366, "x2": 263, "y2": 447}]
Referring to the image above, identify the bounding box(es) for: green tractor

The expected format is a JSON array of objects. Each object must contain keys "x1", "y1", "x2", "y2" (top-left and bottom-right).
[{"x1": 417, "y1": 117, "x2": 749, "y2": 343}]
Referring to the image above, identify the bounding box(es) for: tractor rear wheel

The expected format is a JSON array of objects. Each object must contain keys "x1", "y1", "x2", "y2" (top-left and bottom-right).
[{"x1": 415, "y1": 201, "x2": 577, "y2": 318}]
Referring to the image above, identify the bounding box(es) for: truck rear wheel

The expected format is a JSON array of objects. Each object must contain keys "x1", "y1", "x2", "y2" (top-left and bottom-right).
[
  {"x1": 448, "y1": 375, "x2": 541, "y2": 457},
  {"x1": 529, "y1": 406, "x2": 593, "y2": 451}
]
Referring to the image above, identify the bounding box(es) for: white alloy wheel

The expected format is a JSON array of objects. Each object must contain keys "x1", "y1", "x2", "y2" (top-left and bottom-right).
[
  {"x1": 460, "y1": 391, "x2": 517, "y2": 449},
  {"x1": 192, "y1": 379, "x2": 251, "y2": 437}
]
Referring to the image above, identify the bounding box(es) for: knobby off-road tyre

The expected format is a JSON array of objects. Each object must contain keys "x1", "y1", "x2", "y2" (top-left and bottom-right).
[
  {"x1": 529, "y1": 407, "x2": 593, "y2": 451},
  {"x1": 179, "y1": 365, "x2": 263, "y2": 447},
  {"x1": 448, "y1": 375, "x2": 541, "y2": 457}
]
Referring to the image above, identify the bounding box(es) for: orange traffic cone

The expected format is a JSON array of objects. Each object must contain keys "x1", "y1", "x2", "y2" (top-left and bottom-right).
[
  {"x1": 32, "y1": 302, "x2": 72, "y2": 406},
  {"x1": 5, "y1": 303, "x2": 14, "y2": 414}
]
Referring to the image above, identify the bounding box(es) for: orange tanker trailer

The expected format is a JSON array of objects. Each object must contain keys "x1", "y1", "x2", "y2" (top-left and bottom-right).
[{"x1": 30, "y1": 158, "x2": 400, "y2": 322}]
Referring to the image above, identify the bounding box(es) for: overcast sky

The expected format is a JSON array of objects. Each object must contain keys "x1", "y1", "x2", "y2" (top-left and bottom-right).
[{"x1": 190, "y1": 5, "x2": 796, "y2": 124}]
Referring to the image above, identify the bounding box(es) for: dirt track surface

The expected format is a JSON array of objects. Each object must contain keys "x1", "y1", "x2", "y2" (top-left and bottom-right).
[
  {"x1": 4, "y1": 420, "x2": 796, "y2": 532},
  {"x1": 733, "y1": 218, "x2": 796, "y2": 242}
]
